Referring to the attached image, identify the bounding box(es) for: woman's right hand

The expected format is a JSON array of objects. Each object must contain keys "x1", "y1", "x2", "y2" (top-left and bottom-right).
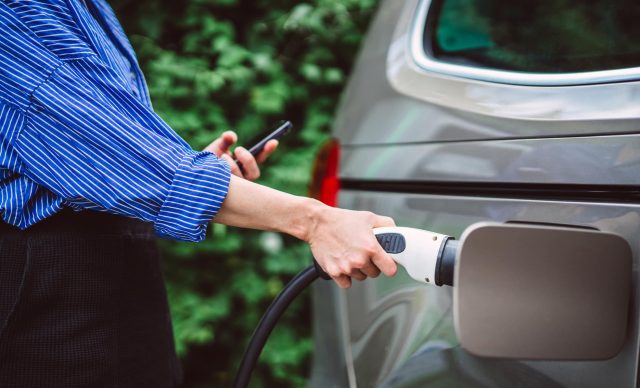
[{"x1": 304, "y1": 205, "x2": 398, "y2": 288}]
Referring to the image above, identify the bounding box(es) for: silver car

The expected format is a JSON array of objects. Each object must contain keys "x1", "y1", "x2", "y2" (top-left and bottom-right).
[{"x1": 309, "y1": 0, "x2": 640, "y2": 387}]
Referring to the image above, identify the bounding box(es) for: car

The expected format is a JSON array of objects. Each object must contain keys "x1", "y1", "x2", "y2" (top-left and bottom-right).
[{"x1": 308, "y1": 0, "x2": 640, "y2": 387}]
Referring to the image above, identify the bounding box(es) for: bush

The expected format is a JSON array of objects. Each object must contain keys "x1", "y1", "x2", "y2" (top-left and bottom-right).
[{"x1": 111, "y1": 0, "x2": 379, "y2": 386}]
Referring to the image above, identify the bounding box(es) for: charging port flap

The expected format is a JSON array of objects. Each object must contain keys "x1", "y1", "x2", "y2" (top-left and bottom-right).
[{"x1": 454, "y1": 222, "x2": 632, "y2": 360}]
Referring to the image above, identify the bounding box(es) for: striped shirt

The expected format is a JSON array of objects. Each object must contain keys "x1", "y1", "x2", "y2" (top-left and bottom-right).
[{"x1": 0, "y1": 0, "x2": 231, "y2": 242}]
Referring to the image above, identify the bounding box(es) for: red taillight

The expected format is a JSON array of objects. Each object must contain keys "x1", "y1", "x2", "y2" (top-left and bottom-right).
[{"x1": 309, "y1": 139, "x2": 341, "y2": 207}]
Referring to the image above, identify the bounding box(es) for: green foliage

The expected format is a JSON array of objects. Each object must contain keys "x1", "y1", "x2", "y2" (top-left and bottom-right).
[{"x1": 110, "y1": 0, "x2": 379, "y2": 386}]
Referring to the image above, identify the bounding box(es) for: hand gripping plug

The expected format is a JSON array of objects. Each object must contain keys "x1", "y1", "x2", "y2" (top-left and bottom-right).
[{"x1": 315, "y1": 227, "x2": 458, "y2": 286}]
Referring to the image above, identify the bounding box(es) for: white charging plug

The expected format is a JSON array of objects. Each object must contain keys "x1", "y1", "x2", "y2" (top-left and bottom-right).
[{"x1": 373, "y1": 227, "x2": 453, "y2": 286}]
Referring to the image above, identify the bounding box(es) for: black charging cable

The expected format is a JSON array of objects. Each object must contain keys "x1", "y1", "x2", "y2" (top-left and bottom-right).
[{"x1": 233, "y1": 265, "x2": 323, "y2": 388}]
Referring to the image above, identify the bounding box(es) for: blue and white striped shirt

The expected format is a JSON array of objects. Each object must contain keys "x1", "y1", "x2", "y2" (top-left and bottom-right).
[{"x1": 0, "y1": 0, "x2": 231, "y2": 242}]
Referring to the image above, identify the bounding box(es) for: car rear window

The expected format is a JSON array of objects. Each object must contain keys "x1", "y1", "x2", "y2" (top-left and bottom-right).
[{"x1": 425, "y1": 0, "x2": 640, "y2": 73}]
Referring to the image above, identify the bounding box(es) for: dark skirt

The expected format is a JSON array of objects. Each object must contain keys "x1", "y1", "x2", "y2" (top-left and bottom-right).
[{"x1": 0, "y1": 209, "x2": 182, "y2": 387}]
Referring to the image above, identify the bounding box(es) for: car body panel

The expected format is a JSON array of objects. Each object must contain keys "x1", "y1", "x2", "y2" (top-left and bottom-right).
[{"x1": 310, "y1": 0, "x2": 640, "y2": 386}]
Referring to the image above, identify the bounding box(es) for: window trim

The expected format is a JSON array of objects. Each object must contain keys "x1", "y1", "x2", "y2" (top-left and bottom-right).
[{"x1": 411, "y1": 0, "x2": 640, "y2": 86}]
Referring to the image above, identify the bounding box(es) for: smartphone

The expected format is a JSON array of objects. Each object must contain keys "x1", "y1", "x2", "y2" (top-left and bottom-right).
[{"x1": 234, "y1": 120, "x2": 292, "y2": 167}]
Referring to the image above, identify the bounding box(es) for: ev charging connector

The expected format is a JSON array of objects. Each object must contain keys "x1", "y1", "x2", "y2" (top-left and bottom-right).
[{"x1": 372, "y1": 227, "x2": 457, "y2": 286}]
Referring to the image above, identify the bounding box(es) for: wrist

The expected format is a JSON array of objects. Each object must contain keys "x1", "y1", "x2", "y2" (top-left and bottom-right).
[{"x1": 288, "y1": 197, "x2": 326, "y2": 242}]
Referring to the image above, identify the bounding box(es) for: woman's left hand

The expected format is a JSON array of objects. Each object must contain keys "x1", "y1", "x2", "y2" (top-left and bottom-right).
[{"x1": 204, "y1": 130, "x2": 278, "y2": 181}]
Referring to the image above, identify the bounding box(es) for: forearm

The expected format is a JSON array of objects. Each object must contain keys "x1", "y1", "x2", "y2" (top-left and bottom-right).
[
  {"x1": 214, "y1": 175, "x2": 324, "y2": 241},
  {"x1": 214, "y1": 175, "x2": 398, "y2": 288}
]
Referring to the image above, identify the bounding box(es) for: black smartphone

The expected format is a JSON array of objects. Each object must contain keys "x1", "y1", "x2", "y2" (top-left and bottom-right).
[{"x1": 234, "y1": 120, "x2": 292, "y2": 166}]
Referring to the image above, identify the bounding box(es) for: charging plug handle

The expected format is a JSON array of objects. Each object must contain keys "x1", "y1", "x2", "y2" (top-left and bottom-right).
[{"x1": 314, "y1": 228, "x2": 457, "y2": 286}]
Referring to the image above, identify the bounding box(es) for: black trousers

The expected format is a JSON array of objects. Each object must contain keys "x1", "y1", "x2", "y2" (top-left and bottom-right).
[{"x1": 0, "y1": 210, "x2": 182, "y2": 387}]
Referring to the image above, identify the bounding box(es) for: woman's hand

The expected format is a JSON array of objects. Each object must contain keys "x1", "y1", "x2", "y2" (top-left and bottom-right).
[
  {"x1": 204, "y1": 130, "x2": 278, "y2": 181},
  {"x1": 305, "y1": 206, "x2": 398, "y2": 288}
]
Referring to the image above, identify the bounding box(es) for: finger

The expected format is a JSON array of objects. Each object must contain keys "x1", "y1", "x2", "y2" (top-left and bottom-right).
[
  {"x1": 373, "y1": 215, "x2": 396, "y2": 228},
  {"x1": 349, "y1": 269, "x2": 367, "y2": 282},
  {"x1": 360, "y1": 260, "x2": 381, "y2": 278},
  {"x1": 204, "y1": 131, "x2": 238, "y2": 156},
  {"x1": 371, "y1": 247, "x2": 397, "y2": 277},
  {"x1": 255, "y1": 139, "x2": 279, "y2": 164},
  {"x1": 220, "y1": 153, "x2": 242, "y2": 177},
  {"x1": 234, "y1": 146, "x2": 260, "y2": 181},
  {"x1": 333, "y1": 274, "x2": 352, "y2": 289}
]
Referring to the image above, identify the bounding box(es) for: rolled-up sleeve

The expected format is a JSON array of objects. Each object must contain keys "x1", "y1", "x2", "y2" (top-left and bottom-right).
[
  {"x1": 155, "y1": 151, "x2": 231, "y2": 241},
  {"x1": 11, "y1": 57, "x2": 231, "y2": 242}
]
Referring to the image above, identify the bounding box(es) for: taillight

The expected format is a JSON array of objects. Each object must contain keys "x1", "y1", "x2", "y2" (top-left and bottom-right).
[{"x1": 309, "y1": 139, "x2": 341, "y2": 207}]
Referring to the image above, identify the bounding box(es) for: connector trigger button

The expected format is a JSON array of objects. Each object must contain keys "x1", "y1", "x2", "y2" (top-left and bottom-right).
[{"x1": 375, "y1": 233, "x2": 406, "y2": 254}]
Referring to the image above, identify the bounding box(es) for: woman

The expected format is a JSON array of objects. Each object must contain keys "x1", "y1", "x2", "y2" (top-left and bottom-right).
[{"x1": 0, "y1": 0, "x2": 397, "y2": 386}]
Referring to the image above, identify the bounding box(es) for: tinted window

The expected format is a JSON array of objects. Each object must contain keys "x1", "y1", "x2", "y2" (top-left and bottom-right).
[{"x1": 426, "y1": 0, "x2": 640, "y2": 73}]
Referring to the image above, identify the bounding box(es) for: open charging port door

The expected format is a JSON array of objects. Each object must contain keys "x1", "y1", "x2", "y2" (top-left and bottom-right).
[{"x1": 454, "y1": 222, "x2": 632, "y2": 360}]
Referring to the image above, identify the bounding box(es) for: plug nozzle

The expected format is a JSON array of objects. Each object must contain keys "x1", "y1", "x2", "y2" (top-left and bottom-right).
[{"x1": 435, "y1": 238, "x2": 458, "y2": 287}]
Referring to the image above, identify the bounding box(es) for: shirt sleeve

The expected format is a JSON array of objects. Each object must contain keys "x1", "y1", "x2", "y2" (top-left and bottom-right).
[
  {"x1": 24, "y1": 58, "x2": 232, "y2": 242},
  {"x1": 0, "y1": 6, "x2": 231, "y2": 242}
]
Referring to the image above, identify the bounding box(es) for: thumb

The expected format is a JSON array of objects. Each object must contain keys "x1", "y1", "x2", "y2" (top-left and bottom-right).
[
  {"x1": 373, "y1": 214, "x2": 396, "y2": 228},
  {"x1": 204, "y1": 131, "x2": 237, "y2": 157}
]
